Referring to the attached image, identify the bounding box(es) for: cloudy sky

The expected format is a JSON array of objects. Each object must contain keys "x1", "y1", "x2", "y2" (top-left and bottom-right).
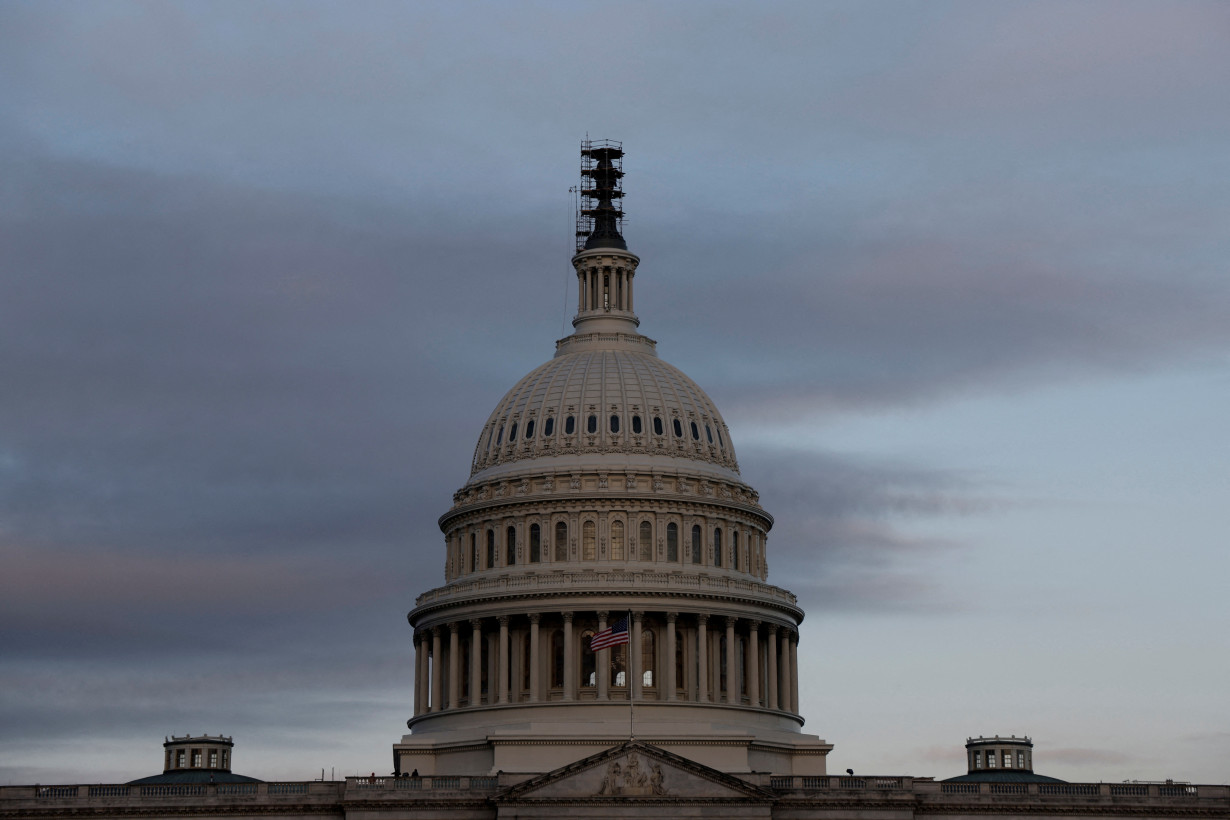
[{"x1": 2, "y1": 0, "x2": 1227, "y2": 786}]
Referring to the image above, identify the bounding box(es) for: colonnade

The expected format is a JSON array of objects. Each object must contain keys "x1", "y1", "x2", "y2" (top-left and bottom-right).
[
  {"x1": 577, "y1": 263, "x2": 634, "y2": 315},
  {"x1": 412, "y1": 611, "x2": 799, "y2": 718}
]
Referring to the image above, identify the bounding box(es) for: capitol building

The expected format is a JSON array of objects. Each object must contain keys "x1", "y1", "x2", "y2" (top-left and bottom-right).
[{"x1": 3, "y1": 142, "x2": 1225, "y2": 820}]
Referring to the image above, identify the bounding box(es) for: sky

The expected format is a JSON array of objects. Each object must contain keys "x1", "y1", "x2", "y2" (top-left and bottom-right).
[{"x1": 1, "y1": 0, "x2": 1227, "y2": 786}]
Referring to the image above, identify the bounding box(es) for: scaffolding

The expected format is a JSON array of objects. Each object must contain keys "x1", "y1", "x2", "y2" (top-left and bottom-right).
[{"x1": 576, "y1": 139, "x2": 625, "y2": 252}]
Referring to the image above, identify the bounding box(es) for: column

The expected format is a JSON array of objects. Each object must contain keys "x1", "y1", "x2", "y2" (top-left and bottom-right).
[
  {"x1": 497, "y1": 616, "x2": 510, "y2": 704},
  {"x1": 725, "y1": 617, "x2": 737, "y2": 704},
  {"x1": 779, "y1": 629, "x2": 791, "y2": 712},
  {"x1": 563, "y1": 612, "x2": 575, "y2": 701},
  {"x1": 529, "y1": 613, "x2": 541, "y2": 702},
  {"x1": 696, "y1": 615, "x2": 709, "y2": 702},
  {"x1": 766, "y1": 624, "x2": 779, "y2": 710},
  {"x1": 596, "y1": 611, "x2": 609, "y2": 701},
  {"x1": 448, "y1": 622, "x2": 461, "y2": 709},
  {"x1": 747, "y1": 620, "x2": 760, "y2": 707},
  {"x1": 665, "y1": 613, "x2": 677, "y2": 701},
  {"x1": 469, "y1": 620, "x2": 483, "y2": 707},
  {"x1": 430, "y1": 627, "x2": 443, "y2": 713},
  {"x1": 413, "y1": 633, "x2": 424, "y2": 715},
  {"x1": 630, "y1": 612, "x2": 643, "y2": 700},
  {"x1": 789, "y1": 631, "x2": 799, "y2": 714}
]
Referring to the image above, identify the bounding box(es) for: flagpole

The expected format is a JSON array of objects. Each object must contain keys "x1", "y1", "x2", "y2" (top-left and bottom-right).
[{"x1": 628, "y1": 610, "x2": 634, "y2": 741}]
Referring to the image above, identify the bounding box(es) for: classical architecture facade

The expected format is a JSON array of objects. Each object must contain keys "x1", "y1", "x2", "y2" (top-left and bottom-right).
[
  {"x1": 5, "y1": 143, "x2": 1226, "y2": 819},
  {"x1": 395, "y1": 140, "x2": 830, "y2": 777}
]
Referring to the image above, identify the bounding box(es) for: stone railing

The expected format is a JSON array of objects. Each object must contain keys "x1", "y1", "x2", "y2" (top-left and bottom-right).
[
  {"x1": 769, "y1": 778, "x2": 1228, "y2": 801},
  {"x1": 345, "y1": 775, "x2": 498, "y2": 791},
  {"x1": 415, "y1": 568, "x2": 798, "y2": 608}
]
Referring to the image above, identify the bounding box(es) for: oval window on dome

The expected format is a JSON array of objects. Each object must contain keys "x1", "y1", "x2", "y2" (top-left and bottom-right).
[
  {"x1": 496, "y1": 425, "x2": 504, "y2": 446},
  {"x1": 609, "y1": 415, "x2": 620, "y2": 434},
  {"x1": 565, "y1": 415, "x2": 575, "y2": 435},
  {"x1": 690, "y1": 421, "x2": 700, "y2": 440},
  {"x1": 672, "y1": 419, "x2": 683, "y2": 438},
  {"x1": 705, "y1": 424, "x2": 713, "y2": 443},
  {"x1": 716, "y1": 427, "x2": 723, "y2": 447},
  {"x1": 509, "y1": 422, "x2": 518, "y2": 442},
  {"x1": 587, "y1": 415, "x2": 597, "y2": 434},
  {"x1": 632, "y1": 415, "x2": 642, "y2": 434},
  {"x1": 654, "y1": 417, "x2": 663, "y2": 436},
  {"x1": 525, "y1": 419, "x2": 535, "y2": 439},
  {"x1": 544, "y1": 417, "x2": 554, "y2": 437}
]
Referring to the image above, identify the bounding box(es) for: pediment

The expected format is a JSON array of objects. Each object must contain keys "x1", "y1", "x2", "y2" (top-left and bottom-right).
[{"x1": 497, "y1": 740, "x2": 772, "y2": 803}]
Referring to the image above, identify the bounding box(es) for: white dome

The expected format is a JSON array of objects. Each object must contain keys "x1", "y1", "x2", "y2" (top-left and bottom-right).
[{"x1": 468, "y1": 331, "x2": 739, "y2": 484}]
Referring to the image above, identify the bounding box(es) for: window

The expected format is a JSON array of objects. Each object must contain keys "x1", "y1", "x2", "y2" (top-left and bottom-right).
[
  {"x1": 522, "y1": 633, "x2": 532, "y2": 691},
  {"x1": 192, "y1": 751, "x2": 202, "y2": 768},
  {"x1": 639, "y1": 521, "x2": 653, "y2": 561},
  {"x1": 222, "y1": 751, "x2": 228, "y2": 769},
  {"x1": 610, "y1": 520, "x2": 625, "y2": 560},
  {"x1": 506, "y1": 526, "x2": 516, "y2": 565},
  {"x1": 611, "y1": 643, "x2": 627, "y2": 686},
  {"x1": 642, "y1": 629, "x2": 655, "y2": 687},
  {"x1": 988, "y1": 752, "x2": 997, "y2": 768},
  {"x1": 551, "y1": 630, "x2": 565, "y2": 687},
  {"x1": 609, "y1": 414, "x2": 620, "y2": 434},
  {"x1": 667, "y1": 523, "x2": 678, "y2": 561},
  {"x1": 209, "y1": 750, "x2": 217, "y2": 768},
  {"x1": 471, "y1": 532, "x2": 478, "y2": 573},
  {"x1": 565, "y1": 415, "x2": 575, "y2": 435},
  {"x1": 654, "y1": 416, "x2": 663, "y2": 435},
  {"x1": 691, "y1": 525, "x2": 702, "y2": 564},
  {"x1": 716, "y1": 428, "x2": 723, "y2": 447},
  {"x1": 587, "y1": 414, "x2": 597, "y2": 434},
  {"x1": 509, "y1": 421, "x2": 518, "y2": 441},
  {"x1": 486, "y1": 529, "x2": 495, "y2": 569},
  {"x1": 524, "y1": 419, "x2": 535, "y2": 439},
  {"x1": 632, "y1": 415, "x2": 642, "y2": 434},
  {"x1": 177, "y1": 751, "x2": 185, "y2": 768},
  {"x1": 732, "y1": 531, "x2": 740, "y2": 570},
  {"x1": 1003, "y1": 752, "x2": 1012, "y2": 768},
  {"x1": 673, "y1": 418, "x2": 683, "y2": 438},
  {"x1": 581, "y1": 631, "x2": 596, "y2": 687},
  {"x1": 529, "y1": 523, "x2": 541, "y2": 563},
  {"x1": 583, "y1": 520, "x2": 596, "y2": 560},
  {"x1": 496, "y1": 425, "x2": 504, "y2": 445},
  {"x1": 544, "y1": 416, "x2": 554, "y2": 437},
  {"x1": 714, "y1": 528, "x2": 722, "y2": 567},
  {"x1": 690, "y1": 421, "x2": 700, "y2": 440},
  {"x1": 973, "y1": 751, "x2": 982, "y2": 769},
  {"x1": 705, "y1": 424, "x2": 713, "y2": 443},
  {"x1": 1018, "y1": 751, "x2": 1025, "y2": 768},
  {"x1": 554, "y1": 521, "x2": 568, "y2": 561}
]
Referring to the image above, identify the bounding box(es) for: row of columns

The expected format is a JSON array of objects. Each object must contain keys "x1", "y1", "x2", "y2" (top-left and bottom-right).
[
  {"x1": 412, "y1": 612, "x2": 799, "y2": 718},
  {"x1": 577, "y1": 265, "x2": 634, "y2": 314}
]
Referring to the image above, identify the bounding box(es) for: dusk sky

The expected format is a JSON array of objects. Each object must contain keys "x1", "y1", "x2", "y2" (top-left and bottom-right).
[{"x1": 2, "y1": 1, "x2": 1228, "y2": 786}]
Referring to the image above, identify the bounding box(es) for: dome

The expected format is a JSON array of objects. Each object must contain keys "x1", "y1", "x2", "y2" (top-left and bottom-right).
[{"x1": 467, "y1": 332, "x2": 740, "y2": 484}]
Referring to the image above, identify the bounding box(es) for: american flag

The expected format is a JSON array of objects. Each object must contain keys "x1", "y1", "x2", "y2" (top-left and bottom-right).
[{"x1": 589, "y1": 617, "x2": 630, "y2": 651}]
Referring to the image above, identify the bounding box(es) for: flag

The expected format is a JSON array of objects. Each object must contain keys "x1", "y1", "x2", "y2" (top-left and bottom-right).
[{"x1": 590, "y1": 617, "x2": 629, "y2": 651}]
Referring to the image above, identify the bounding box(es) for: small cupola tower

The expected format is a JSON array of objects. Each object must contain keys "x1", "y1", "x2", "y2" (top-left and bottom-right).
[{"x1": 571, "y1": 139, "x2": 641, "y2": 336}]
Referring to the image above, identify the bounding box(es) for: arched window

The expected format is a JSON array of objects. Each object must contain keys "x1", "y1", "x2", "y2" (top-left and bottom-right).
[
  {"x1": 529, "y1": 523, "x2": 541, "y2": 563},
  {"x1": 551, "y1": 630, "x2": 565, "y2": 688},
  {"x1": 691, "y1": 525, "x2": 702, "y2": 564},
  {"x1": 587, "y1": 414, "x2": 597, "y2": 434},
  {"x1": 509, "y1": 421, "x2": 518, "y2": 441},
  {"x1": 667, "y1": 523, "x2": 678, "y2": 562},
  {"x1": 524, "y1": 419, "x2": 535, "y2": 439},
  {"x1": 583, "y1": 520, "x2": 596, "y2": 561},
  {"x1": 632, "y1": 415, "x2": 642, "y2": 434},
  {"x1": 486, "y1": 529, "x2": 495, "y2": 569},
  {"x1": 544, "y1": 416, "x2": 554, "y2": 437},
  {"x1": 639, "y1": 521, "x2": 653, "y2": 561},
  {"x1": 705, "y1": 424, "x2": 713, "y2": 443},
  {"x1": 565, "y1": 415, "x2": 575, "y2": 435},
  {"x1": 713, "y1": 528, "x2": 723, "y2": 567},
  {"x1": 609, "y1": 414, "x2": 620, "y2": 434},
  {"x1": 654, "y1": 416, "x2": 664, "y2": 436},
  {"x1": 642, "y1": 629, "x2": 655, "y2": 687},
  {"x1": 610, "y1": 520, "x2": 625, "y2": 560},
  {"x1": 506, "y1": 526, "x2": 516, "y2": 566},
  {"x1": 581, "y1": 630, "x2": 596, "y2": 688},
  {"x1": 554, "y1": 521, "x2": 568, "y2": 561},
  {"x1": 690, "y1": 421, "x2": 700, "y2": 440},
  {"x1": 611, "y1": 643, "x2": 627, "y2": 687},
  {"x1": 672, "y1": 418, "x2": 683, "y2": 438}
]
